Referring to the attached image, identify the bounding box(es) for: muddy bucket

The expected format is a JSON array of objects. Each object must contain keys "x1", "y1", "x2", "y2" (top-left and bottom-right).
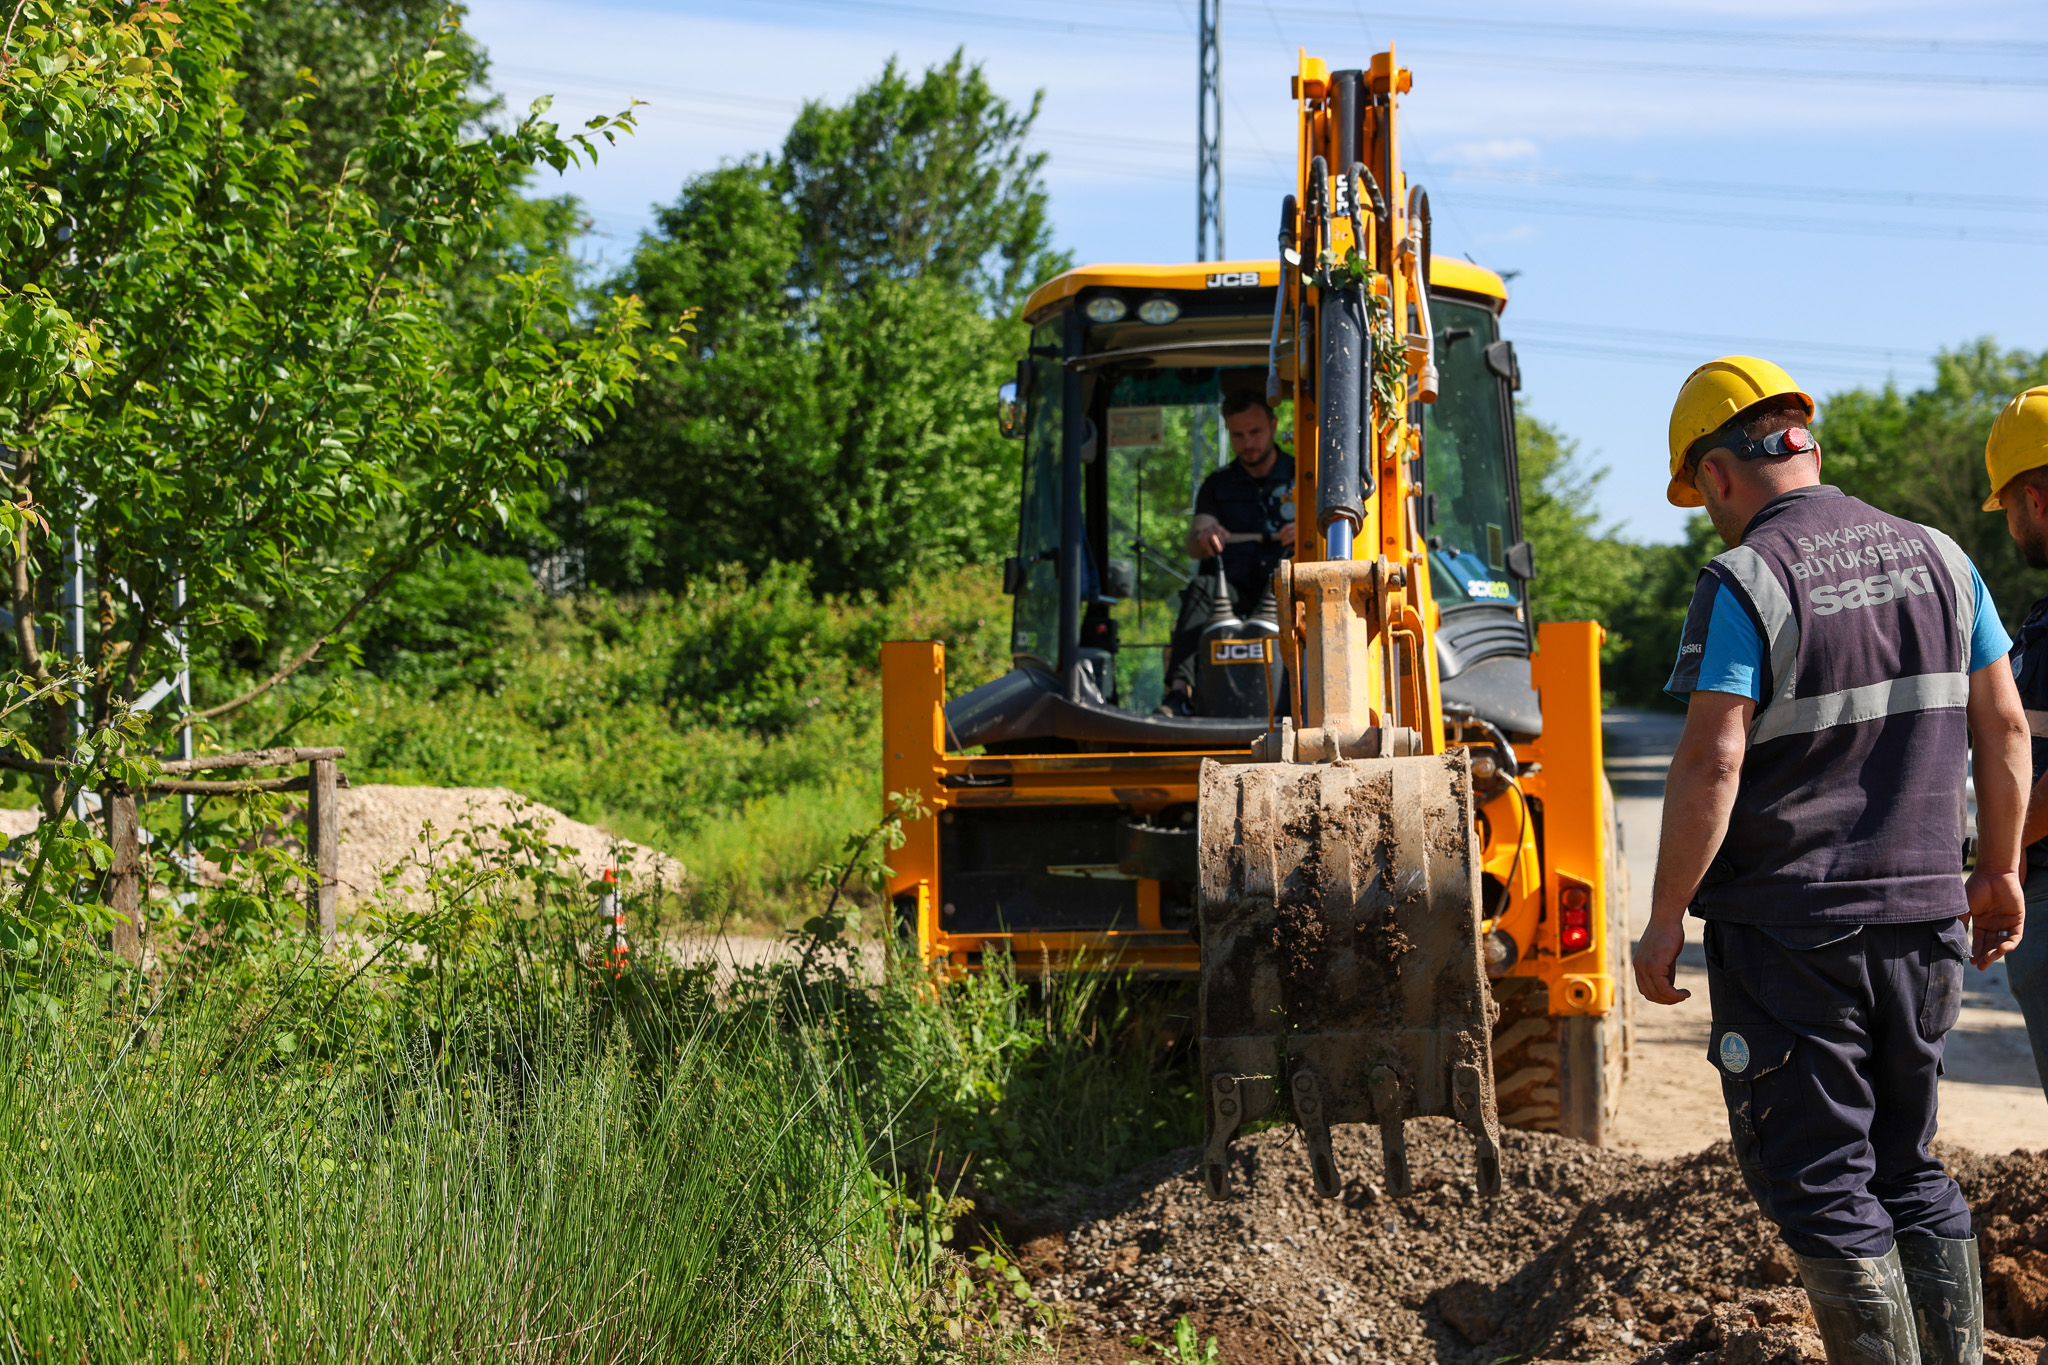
[{"x1": 1196, "y1": 749, "x2": 1501, "y2": 1200}]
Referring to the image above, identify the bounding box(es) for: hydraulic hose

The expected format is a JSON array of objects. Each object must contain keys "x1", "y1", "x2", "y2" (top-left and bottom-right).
[
  {"x1": 1442, "y1": 702, "x2": 1519, "y2": 777},
  {"x1": 1267, "y1": 194, "x2": 1296, "y2": 403},
  {"x1": 1407, "y1": 185, "x2": 1438, "y2": 404}
]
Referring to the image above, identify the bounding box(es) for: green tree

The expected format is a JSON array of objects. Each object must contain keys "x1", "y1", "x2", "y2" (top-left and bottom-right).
[
  {"x1": 1514, "y1": 411, "x2": 1712, "y2": 706},
  {"x1": 230, "y1": 0, "x2": 491, "y2": 196},
  {"x1": 783, "y1": 50, "x2": 1062, "y2": 315},
  {"x1": 564, "y1": 54, "x2": 1069, "y2": 597},
  {"x1": 1818, "y1": 338, "x2": 2048, "y2": 624},
  {"x1": 0, "y1": 0, "x2": 668, "y2": 810},
  {"x1": 1516, "y1": 412, "x2": 1637, "y2": 630}
]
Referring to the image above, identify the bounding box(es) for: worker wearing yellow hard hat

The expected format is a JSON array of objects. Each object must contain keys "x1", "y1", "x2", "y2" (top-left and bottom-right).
[
  {"x1": 1661, "y1": 355, "x2": 1813, "y2": 511},
  {"x1": 1637, "y1": 355, "x2": 2027, "y2": 1365},
  {"x1": 1983, "y1": 386, "x2": 2048, "y2": 1196}
]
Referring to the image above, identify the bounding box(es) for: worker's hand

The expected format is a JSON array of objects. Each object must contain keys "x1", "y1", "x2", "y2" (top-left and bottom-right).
[
  {"x1": 1278, "y1": 519, "x2": 1296, "y2": 548},
  {"x1": 1633, "y1": 913, "x2": 1691, "y2": 1005},
  {"x1": 1965, "y1": 867, "x2": 2025, "y2": 968},
  {"x1": 1189, "y1": 515, "x2": 1227, "y2": 559}
]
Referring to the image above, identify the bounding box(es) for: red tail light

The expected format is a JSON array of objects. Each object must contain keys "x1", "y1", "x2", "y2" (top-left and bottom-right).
[{"x1": 1558, "y1": 878, "x2": 1593, "y2": 954}]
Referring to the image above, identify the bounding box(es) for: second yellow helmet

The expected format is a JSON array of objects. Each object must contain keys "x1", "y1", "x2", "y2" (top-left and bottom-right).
[
  {"x1": 1983, "y1": 386, "x2": 2048, "y2": 511},
  {"x1": 1665, "y1": 356, "x2": 1815, "y2": 508}
]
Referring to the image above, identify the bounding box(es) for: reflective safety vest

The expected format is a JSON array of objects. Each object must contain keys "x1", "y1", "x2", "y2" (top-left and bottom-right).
[
  {"x1": 2009, "y1": 592, "x2": 2048, "y2": 869},
  {"x1": 1693, "y1": 486, "x2": 1976, "y2": 925}
]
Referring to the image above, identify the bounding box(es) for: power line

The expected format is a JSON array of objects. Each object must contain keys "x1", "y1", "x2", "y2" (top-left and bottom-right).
[
  {"x1": 1108, "y1": 0, "x2": 2048, "y2": 59},
  {"x1": 1439, "y1": 167, "x2": 2048, "y2": 217},
  {"x1": 498, "y1": 66, "x2": 2041, "y2": 218},
  {"x1": 1513, "y1": 319, "x2": 1931, "y2": 366},
  {"x1": 653, "y1": 0, "x2": 2048, "y2": 92},
  {"x1": 1447, "y1": 191, "x2": 2048, "y2": 248}
]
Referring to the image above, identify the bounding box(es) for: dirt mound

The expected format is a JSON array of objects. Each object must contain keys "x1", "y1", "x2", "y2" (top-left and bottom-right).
[
  {"x1": 1012, "y1": 1120, "x2": 2048, "y2": 1365},
  {"x1": 0, "y1": 788, "x2": 677, "y2": 908},
  {"x1": 333, "y1": 785, "x2": 676, "y2": 904}
]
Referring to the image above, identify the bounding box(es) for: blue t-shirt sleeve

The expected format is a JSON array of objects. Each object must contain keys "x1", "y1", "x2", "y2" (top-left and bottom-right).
[
  {"x1": 1665, "y1": 581, "x2": 1763, "y2": 702},
  {"x1": 1969, "y1": 564, "x2": 2013, "y2": 672}
]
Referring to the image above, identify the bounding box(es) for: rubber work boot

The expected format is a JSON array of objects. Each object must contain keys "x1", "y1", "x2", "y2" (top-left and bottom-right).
[
  {"x1": 1895, "y1": 1234, "x2": 1983, "y2": 1365},
  {"x1": 1796, "y1": 1246, "x2": 1923, "y2": 1365}
]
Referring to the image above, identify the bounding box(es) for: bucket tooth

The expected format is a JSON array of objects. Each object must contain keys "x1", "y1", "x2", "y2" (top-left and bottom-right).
[
  {"x1": 1292, "y1": 1068, "x2": 1341, "y2": 1199},
  {"x1": 1369, "y1": 1064, "x2": 1412, "y2": 1196},
  {"x1": 1453, "y1": 1061, "x2": 1504, "y2": 1195},
  {"x1": 1204, "y1": 1073, "x2": 1246, "y2": 1198}
]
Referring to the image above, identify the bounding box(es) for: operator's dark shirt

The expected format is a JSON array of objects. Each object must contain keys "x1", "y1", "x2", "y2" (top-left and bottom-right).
[
  {"x1": 2011, "y1": 591, "x2": 2048, "y2": 870},
  {"x1": 1195, "y1": 451, "x2": 1295, "y2": 593}
]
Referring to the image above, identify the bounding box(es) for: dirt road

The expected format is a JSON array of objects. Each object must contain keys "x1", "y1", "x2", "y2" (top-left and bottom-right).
[{"x1": 1603, "y1": 708, "x2": 2048, "y2": 1157}]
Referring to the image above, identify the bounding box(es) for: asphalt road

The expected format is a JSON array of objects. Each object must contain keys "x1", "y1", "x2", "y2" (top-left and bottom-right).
[{"x1": 1602, "y1": 707, "x2": 2048, "y2": 1157}]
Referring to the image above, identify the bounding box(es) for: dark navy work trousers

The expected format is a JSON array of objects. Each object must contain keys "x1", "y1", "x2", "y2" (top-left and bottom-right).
[{"x1": 1703, "y1": 916, "x2": 1974, "y2": 1259}]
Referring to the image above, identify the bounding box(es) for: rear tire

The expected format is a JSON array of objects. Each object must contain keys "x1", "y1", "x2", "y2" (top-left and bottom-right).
[{"x1": 1487, "y1": 777, "x2": 1632, "y2": 1144}]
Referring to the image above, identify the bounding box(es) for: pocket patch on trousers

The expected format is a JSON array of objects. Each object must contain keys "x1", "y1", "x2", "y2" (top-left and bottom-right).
[
  {"x1": 1720, "y1": 1032, "x2": 1751, "y2": 1073},
  {"x1": 1707, "y1": 1023, "x2": 1794, "y2": 1082}
]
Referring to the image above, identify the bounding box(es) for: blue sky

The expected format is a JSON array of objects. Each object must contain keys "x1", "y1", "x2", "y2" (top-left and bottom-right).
[{"x1": 464, "y1": 0, "x2": 2047, "y2": 544}]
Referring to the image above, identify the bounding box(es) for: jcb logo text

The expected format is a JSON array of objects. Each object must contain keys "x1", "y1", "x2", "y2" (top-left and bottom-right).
[{"x1": 1210, "y1": 639, "x2": 1270, "y2": 664}]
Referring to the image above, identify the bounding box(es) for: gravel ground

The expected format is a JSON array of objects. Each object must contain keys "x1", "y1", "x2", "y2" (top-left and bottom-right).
[{"x1": 1006, "y1": 1118, "x2": 2048, "y2": 1365}]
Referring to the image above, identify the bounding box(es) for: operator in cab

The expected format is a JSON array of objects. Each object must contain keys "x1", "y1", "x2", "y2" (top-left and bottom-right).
[
  {"x1": 1979, "y1": 388, "x2": 2048, "y2": 1109},
  {"x1": 1634, "y1": 356, "x2": 2028, "y2": 1365},
  {"x1": 1156, "y1": 391, "x2": 1294, "y2": 717}
]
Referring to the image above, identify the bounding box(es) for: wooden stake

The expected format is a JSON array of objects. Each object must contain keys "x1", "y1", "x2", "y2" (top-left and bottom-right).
[
  {"x1": 307, "y1": 757, "x2": 339, "y2": 947},
  {"x1": 108, "y1": 788, "x2": 142, "y2": 964}
]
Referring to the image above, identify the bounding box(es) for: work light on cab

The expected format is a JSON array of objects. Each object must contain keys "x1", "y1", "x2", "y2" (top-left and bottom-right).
[
  {"x1": 1084, "y1": 296, "x2": 1127, "y2": 323},
  {"x1": 1136, "y1": 298, "x2": 1181, "y2": 325}
]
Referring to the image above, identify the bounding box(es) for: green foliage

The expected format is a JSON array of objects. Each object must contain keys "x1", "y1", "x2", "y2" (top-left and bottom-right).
[
  {"x1": 0, "y1": 873, "x2": 932, "y2": 1359},
  {"x1": 1, "y1": 0, "x2": 672, "y2": 801},
  {"x1": 1516, "y1": 412, "x2": 1640, "y2": 635},
  {"x1": 229, "y1": 0, "x2": 492, "y2": 199},
  {"x1": 1818, "y1": 338, "x2": 2048, "y2": 624},
  {"x1": 352, "y1": 546, "x2": 539, "y2": 691},
  {"x1": 1129, "y1": 1314, "x2": 1224, "y2": 1365},
  {"x1": 1599, "y1": 515, "x2": 1720, "y2": 709},
  {"x1": 0, "y1": 786, "x2": 1218, "y2": 1359},
  {"x1": 784, "y1": 50, "x2": 1064, "y2": 315},
  {"x1": 222, "y1": 564, "x2": 1012, "y2": 924},
  {"x1": 564, "y1": 53, "x2": 1068, "y2": 597}
]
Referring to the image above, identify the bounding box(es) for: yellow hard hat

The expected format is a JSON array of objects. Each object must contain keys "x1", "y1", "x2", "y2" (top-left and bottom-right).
[
  {"x1": 1983, "y1": 386, "x2": 2048, "y2": 511},
  {"x1": 1665, "y1": 356, "x2": 1815, "y2": 508}
]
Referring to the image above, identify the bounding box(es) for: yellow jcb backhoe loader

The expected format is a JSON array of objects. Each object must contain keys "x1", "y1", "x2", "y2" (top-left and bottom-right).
[{"x1": 881, "y1": 46, "x2": 1630, "y2": 1194}]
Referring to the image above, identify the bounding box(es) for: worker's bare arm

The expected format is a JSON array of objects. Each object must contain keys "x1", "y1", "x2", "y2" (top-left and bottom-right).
[
  {"x1": 1635, "y1": 689, "x2": 1752, "y2": 1006},
  {"x1": 1966, "y1": 660, "x2": 2030, "y2": 967},
  {"x1": 2023, "y1": 768, "x2": 2048, "y2": 850},
  {"x1": 1186, "y1": 514, "x2": 1227, "y2": 559}
]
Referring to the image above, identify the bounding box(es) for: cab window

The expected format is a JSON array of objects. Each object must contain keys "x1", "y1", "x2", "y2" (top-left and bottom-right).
[{"x1": 1424, "y1": 297, "x2": 1519, "y2": 610}]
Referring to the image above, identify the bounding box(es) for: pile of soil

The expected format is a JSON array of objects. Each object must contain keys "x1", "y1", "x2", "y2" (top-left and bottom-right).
[
  {"x1": 331, "y1": 785, "x2": 675, "y2": 905},
  {"x1": 0, "y1": 786, "x2": 677, "y2": 910},
  {"x1": 997, "y1": 1119, "x2": 2048, "y2": 1365}
]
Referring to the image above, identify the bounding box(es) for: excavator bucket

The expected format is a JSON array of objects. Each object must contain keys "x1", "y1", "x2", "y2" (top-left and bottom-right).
[{"x1": 1196, "y1": 749, "x2": 1501, "y2": 1201}]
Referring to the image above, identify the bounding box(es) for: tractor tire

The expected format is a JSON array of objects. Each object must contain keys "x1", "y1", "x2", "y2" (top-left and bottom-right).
[{"x1": 1487, "y1": 777, "x2": 1634, "y2": 1144}]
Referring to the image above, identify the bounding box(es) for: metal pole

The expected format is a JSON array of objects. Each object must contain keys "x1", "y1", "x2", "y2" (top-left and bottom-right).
[
  {"x1": 65, "y1": 518, "x2": 86, "y2": 820},
  {"x1": 1196, "y1": 0, "x2": 1223, "y2": 261},
  {"x1": 175, "y1": 574, "x2": 193, "y2": 851}
]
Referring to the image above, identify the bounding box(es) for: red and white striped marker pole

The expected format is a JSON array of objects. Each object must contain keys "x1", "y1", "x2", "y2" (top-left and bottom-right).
[{"x1": 599, "y1": 866, "x2": 629, "y2": 972}]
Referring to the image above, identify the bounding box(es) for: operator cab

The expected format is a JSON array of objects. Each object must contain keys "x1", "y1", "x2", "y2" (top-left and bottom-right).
[{"x1": 946, "y1": 257, "x2": 1539, "y2": 752}]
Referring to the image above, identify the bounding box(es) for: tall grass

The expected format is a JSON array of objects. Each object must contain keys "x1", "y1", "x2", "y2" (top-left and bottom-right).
[
  {"x1": 0, "y1": 948, "x2": 928, "y2": 1362},
  {"x1": 0, "y1": 813, "x2": 1208, "y2": 1362}
]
